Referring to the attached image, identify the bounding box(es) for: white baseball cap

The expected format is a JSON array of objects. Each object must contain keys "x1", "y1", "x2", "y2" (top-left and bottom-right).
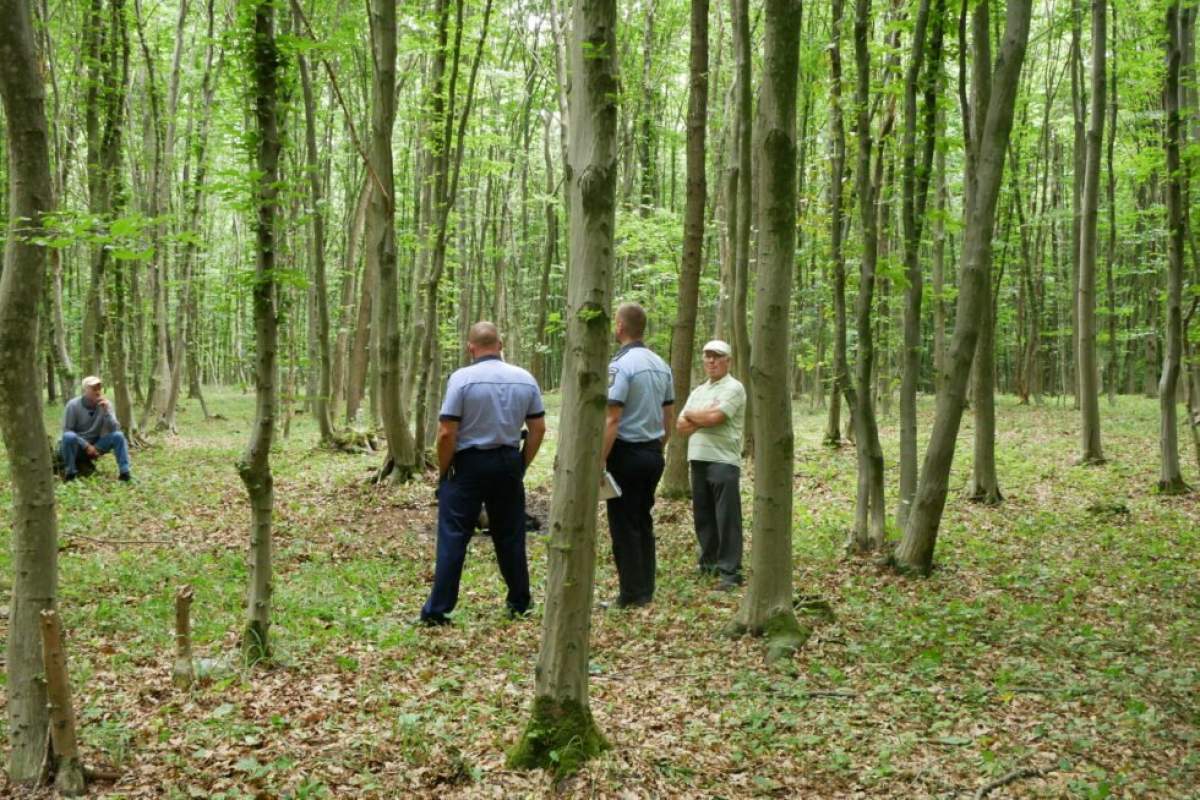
[
  {"x1": 82, "y1": 375, "x2": 103, "y2": 389},
  {"x1": 701, "y1": 340, "x2": 732, "y2": 356}
]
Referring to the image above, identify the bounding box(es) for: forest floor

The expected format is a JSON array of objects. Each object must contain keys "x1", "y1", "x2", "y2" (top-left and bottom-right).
[{"x1": 0, "y1": 391, "x2": 1197, "y2": 799}]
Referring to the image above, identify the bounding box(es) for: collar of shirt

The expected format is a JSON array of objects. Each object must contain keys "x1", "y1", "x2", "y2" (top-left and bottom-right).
[
  {"x1": 82, "y1": 396, "x2": 98, "y2": 410},
  {"x1": 472, "y1": 354, "x2": 503, "y2": 364},
  {"x1": 613, "y1": 340, "x2": 647, "y2": 359},
  {"x1": 706, "y1": 373, "x2": 733, "y2": 388}
]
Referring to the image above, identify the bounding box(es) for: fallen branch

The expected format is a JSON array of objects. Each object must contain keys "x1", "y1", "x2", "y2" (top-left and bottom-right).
[
  {"x1": 64, "y1": 533, "x2": 173, "y2": 546},
  {"x1": 975, "y1": 767, "x2": 1050, "y2": 799}
]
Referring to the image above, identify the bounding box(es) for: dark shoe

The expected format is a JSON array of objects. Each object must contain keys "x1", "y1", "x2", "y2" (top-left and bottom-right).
[
  {"x1": 63, "y1": 472, "x2": 77, "y2": 483},
  {"x1": 718, "y1": 575, "x2": 744, "y2": 591},
  {"x1": 506, "y1": 607, "x2": 533, "y2": 621},
  {"x1": 598, "y1": 596, "x2": 651, "y2": 611},
  {"x1": 416, "y1": 614, "x2": 452, "y2": 628},
  {"x1": 118, "y1": 472, "x2": 132, "y2": 482},
  {"x1": 697, "y1": 565, "x2": 718, "y2": 578}
]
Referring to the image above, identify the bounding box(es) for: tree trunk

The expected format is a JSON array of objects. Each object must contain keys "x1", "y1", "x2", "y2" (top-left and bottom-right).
[
  {"x1": 1104, "y1": 3, "x2": 1118, "y2": 406},
  {"x1": 162, "y1": 0, "x2": 218, "y2": 433},
  {"x1": 508, "y1": 0, "x2": 618, "y2": 771},
  {"x1": 663, "y1": 0, "x2": 709, "y2": 498},
  {"x1": 824, "y1": 0, "x2": 849, "y2": 448},
  {"x1": 1159, "y1": 1, "x2": 1190, "y2": 494},
  {"x1": 730, "y1": 0, "x2": 807, "y2": 664},
  {"x1": 0, "y1": 0, "x2": 59, "y2": 782},
  {"x1": 898, "y1": 0, "x2": 945, "y2": 527},
  {"x1": 850, "y1": 0, "x2": 886, "y2": 552},
  {"x1": 366, "y1": 0, "x2": 419, "y2": 480},
  {"x1": 239, "y1": 0, "x2": 281, "y2": 661},
  {"x1": 296, "y1": 9, "x2": 334, "y2": 445},
  {"x1": 892, "y1": 0, "x2": 1032, "y2": 575},
  {"x1": 730, "y1": 0, "x2": 754, "y2": 454},
  {"x1": 1076, "y1": 0, "x2": 1106, "y2": 464}
]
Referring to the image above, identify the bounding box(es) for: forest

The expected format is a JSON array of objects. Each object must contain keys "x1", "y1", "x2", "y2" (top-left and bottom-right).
[{"x1": 0, "y1": 0, "x2": 1197, "y2": 795}]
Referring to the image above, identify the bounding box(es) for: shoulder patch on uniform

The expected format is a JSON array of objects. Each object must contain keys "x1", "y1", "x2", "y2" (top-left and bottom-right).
[{"x1": 608, "y1": 368, "x2": 616, "y2": 387}]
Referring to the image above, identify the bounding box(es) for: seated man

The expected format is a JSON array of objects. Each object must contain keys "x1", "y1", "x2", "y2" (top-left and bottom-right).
[{"x1": 61, "y1": 376, "x2": 132, "y2": 482}]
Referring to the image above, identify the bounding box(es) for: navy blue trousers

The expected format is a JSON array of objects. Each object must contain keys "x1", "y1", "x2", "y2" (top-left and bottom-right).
[
  {"x1": 421, "y1": 447, "x2": 530, "y2": 622},
  {"x1": 605, "y1": 438, "x2": 664, "y2": 605}
]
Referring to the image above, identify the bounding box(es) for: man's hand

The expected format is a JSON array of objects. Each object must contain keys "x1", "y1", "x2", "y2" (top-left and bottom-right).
[
  {"x1": 97, "y1": 397, "x2": 110, "y2": 412},
  {"x1": 676, "y1": 412, "x2": 698, "y2": 436},
  {"x1": 85, "y1": 444, "x2": 99, "y2": 458}
]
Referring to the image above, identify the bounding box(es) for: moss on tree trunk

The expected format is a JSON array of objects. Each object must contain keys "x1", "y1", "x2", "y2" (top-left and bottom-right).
[{"x1": 507, "y1": 696, "x2": 609, "y2": 777}]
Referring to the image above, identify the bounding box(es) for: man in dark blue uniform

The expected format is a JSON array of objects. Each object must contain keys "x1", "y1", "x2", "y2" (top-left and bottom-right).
[
  {"x1": 420, "y1": 321, "x2": 546, "y2": 626},
  {"x1": 602, "y1": 302, "x2": 674, "y2": 608}
]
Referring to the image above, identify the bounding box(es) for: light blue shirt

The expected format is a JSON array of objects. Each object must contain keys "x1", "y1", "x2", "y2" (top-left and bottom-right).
[
  {"x1": 439, "y1": 355, "x2": 545, "y2": 451},
  {"x1": 607, "y1": 342, "x2": 674, "y2": 442}
]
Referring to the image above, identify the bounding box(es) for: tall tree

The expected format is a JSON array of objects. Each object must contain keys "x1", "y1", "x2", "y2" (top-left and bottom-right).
[
  {"x1": 1159, "y1": 0, "x2": 1190, "y2": 494},
  {"x1": 507, "y1": 0, "x2": 618, "y2": 772},
  {"x1": 730, "y1": 0, "x2": 806, "y2": 663},
  {"x1": 824, "y1": 0, "x2": 850, "y2": 448},
  {"x1": 295, "y1": 1, "x2": 334, "y2": 446},
  {"x1": 728, "y1": 0, "x2": 753, "y2": 453},
  {"x1": 1077, "y1": 0, "x2": 1107, "y2": 464},
  {"x1": 0, "y1": 0, "x2": 67, "y2": 787},
  {"x1": 663, "y1": 0, "x2": 710, "y2": 497},
  {"x1": 369, "y1": 0, "x2": 418, "y2": 482},
  {"x1": 239, "y1": 0, "x2": 282, "y2": 660},
  {"x1": 892, "y1": 0, "x2": 1033, "y2": 574},
  {"x1": 898, "y1": 0, "x2": 945, "y2": 526},
  {"x1": 849, "y1": 0, "x2": 887, "y2": 551}
]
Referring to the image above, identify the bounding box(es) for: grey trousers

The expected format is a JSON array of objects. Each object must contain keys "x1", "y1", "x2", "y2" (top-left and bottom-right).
[{"x1": 690, "y1": 460, "x2": 743, "y2": 582}]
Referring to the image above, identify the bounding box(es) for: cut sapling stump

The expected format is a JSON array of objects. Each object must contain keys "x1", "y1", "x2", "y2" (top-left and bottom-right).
[
  {"x1": 39, "y1": 609, "x2": 87, "y2": 796},
  {"x1": 173, "y1": 585, "x2": 195, "y2": 688}
]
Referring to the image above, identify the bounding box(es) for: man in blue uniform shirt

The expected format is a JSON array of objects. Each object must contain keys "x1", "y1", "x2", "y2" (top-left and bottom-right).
[
  {"x1": 602, "y1": 302, "x2": 674, "y2": 608},
  {"x1": 420, "y1": 321, "x2": 546, "y2": 626}
]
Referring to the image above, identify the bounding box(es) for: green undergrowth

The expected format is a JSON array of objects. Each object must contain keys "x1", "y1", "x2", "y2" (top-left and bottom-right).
[{"x1": 0, "y1": 391, "x2": 1195, "y2": 797}]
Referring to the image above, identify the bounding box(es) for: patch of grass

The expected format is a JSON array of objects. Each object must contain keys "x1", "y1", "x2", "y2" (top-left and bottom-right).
[{"x1": 0, "y1": 391, "x2": 1196, "y2": 796}]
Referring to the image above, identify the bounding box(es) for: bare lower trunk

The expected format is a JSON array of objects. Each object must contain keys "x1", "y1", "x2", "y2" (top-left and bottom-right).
[
  {"x1": 240, "y1": 0, "x2": 281, "y2": 660},
  {"x1": 0, "y1": 0, "x2": 59, "y2": 781},
  {"x1": 1159, "y1": 2, "x2": 1190, "y2": 494},
  {"x1": 663, "y1": 0, "x2": 709, "y2": 498},
  {"x1": 1077, "y1": 0, "x2": 1106, "y2": 464},
  {"x1": 730, "y1": 0, "x2": 754, "y2": 455},
  {"x1": 824, "y1": 0, "x2": 849, "y2": 448},
  {"x1": 509, "y1": 0, "x2": 617, "y2": 771},
  {"x1": 732, "y1": 0, "x2": 807, "y2": 664},
  {"x1": 893, "y1": 0, "x2": 1032, "y2": 575}
]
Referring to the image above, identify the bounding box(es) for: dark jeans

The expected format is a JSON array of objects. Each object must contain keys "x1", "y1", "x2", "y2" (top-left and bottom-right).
[
  {"x1": 690, "y1": 460, "x2": 743, "y2": 583},
  {"x1": 605, "y1": 438, "x2": 665, "y2": 605},
  {"x1": 61, "y1": 431, "x2": 131, "y2": 476},
  {"x1": 422, "y1": 446, "x2": 530, "y2": 621}
]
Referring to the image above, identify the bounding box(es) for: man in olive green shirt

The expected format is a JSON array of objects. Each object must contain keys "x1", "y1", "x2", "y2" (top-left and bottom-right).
[{"x1": 676, "y1": 340, "x2": 746, "y2": 588}]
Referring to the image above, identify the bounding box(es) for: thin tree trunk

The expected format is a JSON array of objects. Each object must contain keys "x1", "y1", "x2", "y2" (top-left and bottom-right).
[
  {"x1": 850, "y1": 0, "x2": 886, "y2": 552},
  {"x1": 663, "y1": 0, "x2": 710, "y2": 498},
  {"x1": 1077, "y1": 0, "x2": 1107, "y2": 464},
  {"x1": 0, "y1": 0, "x2": 59, "y2": 782},
  {"x1": 893, "y1": 0, "x2": 1032, "y2": 575},
  {"x1": 368, "y1": 0, "x2": 418, "y2": 481},
  {"x1": 508, "y1": 0, "x2": 618, "y2": 770},
  {"x1": 732, "y1": 0, "x2": 806, "y2": 663},
  {"x1": 1105, "y1": 3, "x2": 1118, "y2": 405},
  {"x1": 239, "y1": 0, "x2": 282, "y2": 660},
  {"x1": 296, "y1": 3, "x2": 334, "y2": 445},
  {"x1": 825, "y1": 0, "x2": 849, "y2": 447},
  {"x1": 898, "y1": 0, "x2": 945, "y2": 527},
  {"x1": 1159, "y1": 1, "x2": 1190, "y2": 493},
  {"x1": 730, "y1": 0, "x2": 754, "y2": 454}
]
